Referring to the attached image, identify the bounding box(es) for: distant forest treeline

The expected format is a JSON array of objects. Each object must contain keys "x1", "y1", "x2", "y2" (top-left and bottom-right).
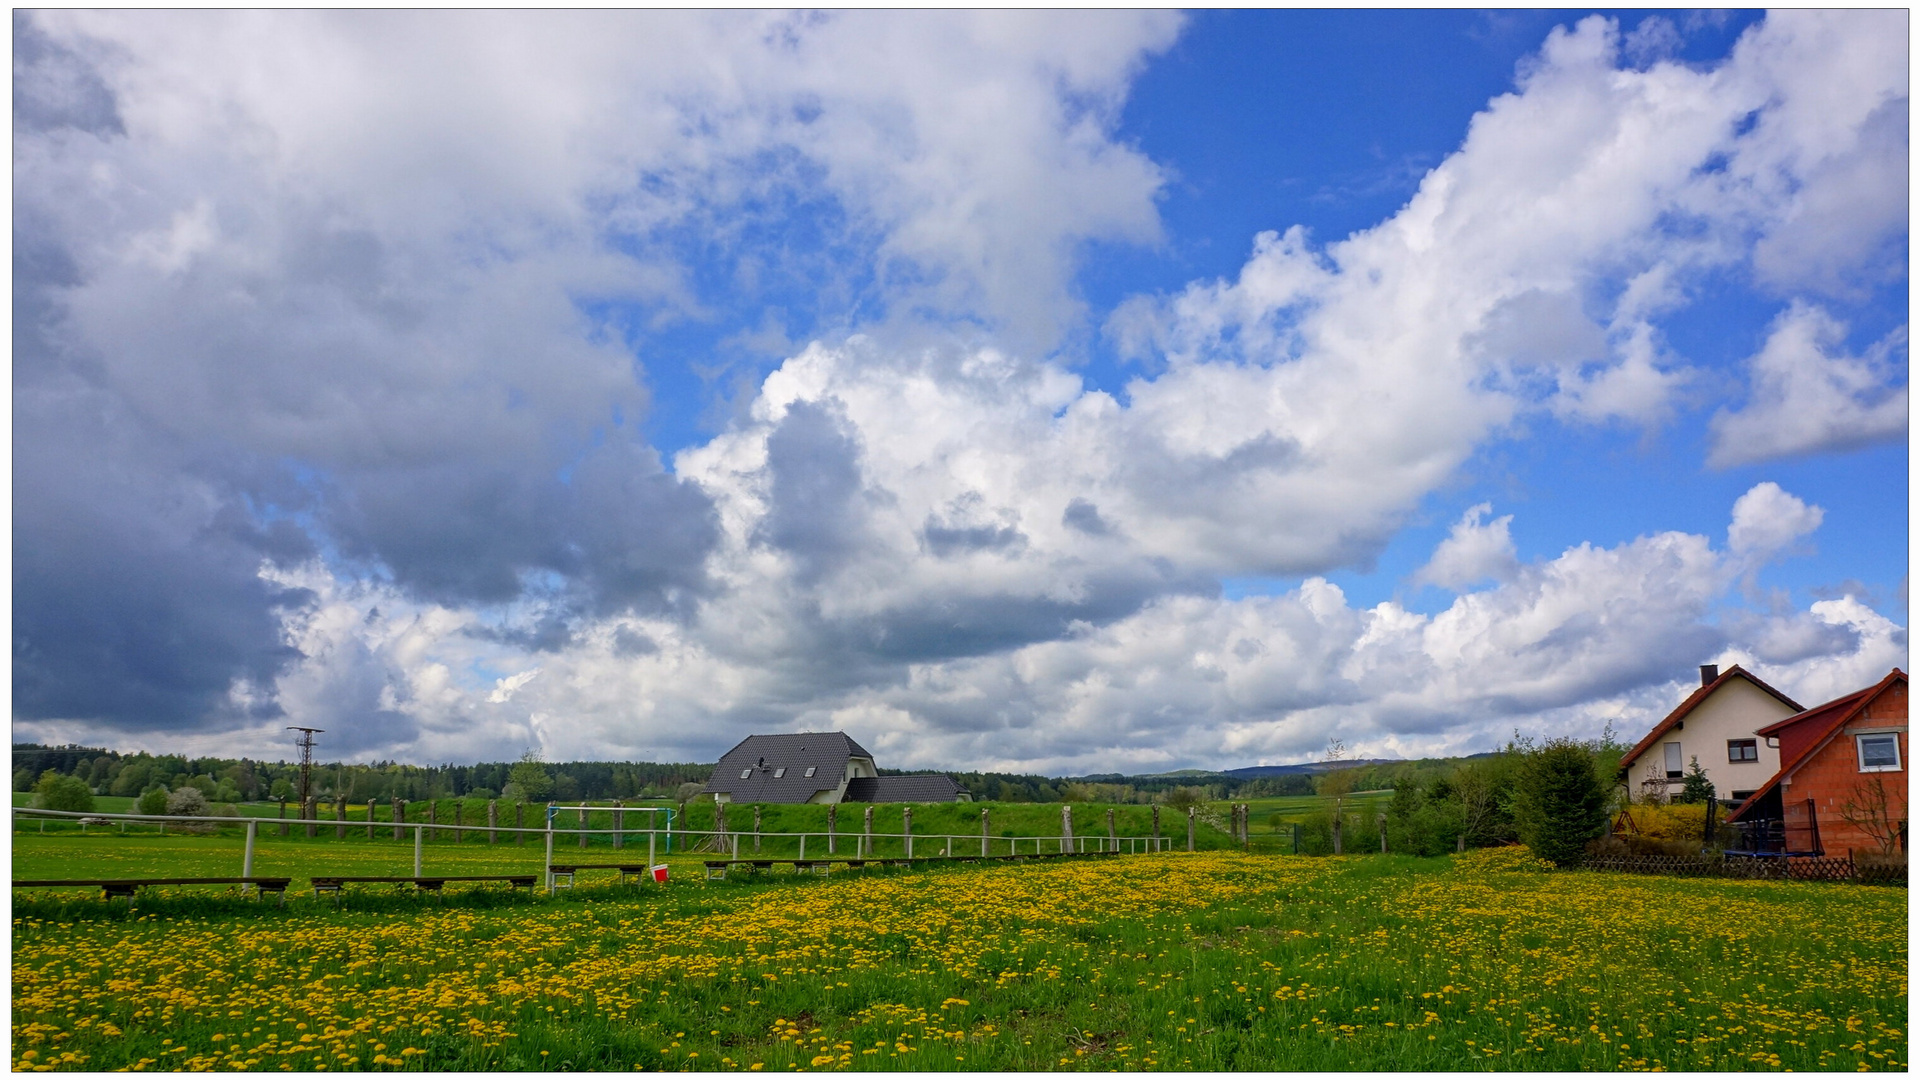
[{"x1": 13, "y1": 742, "x2": 1472, "y2": 805}]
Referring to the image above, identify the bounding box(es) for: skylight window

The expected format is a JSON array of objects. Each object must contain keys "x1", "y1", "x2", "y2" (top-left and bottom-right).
[
  {"x1": 804, "y1": 766, "x2": 816, "y2": 778},
  {"x1": 773, "y1": 767, "x2": 786, "y2": 778},
  {"x1": 740, "y1": 768, "x2": 752, "y2": 779}
]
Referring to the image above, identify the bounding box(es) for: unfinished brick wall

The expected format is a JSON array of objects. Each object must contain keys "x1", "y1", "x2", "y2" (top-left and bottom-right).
[{"x1": 1780, "y1": 680, "x2": 1907, "y2": 857}]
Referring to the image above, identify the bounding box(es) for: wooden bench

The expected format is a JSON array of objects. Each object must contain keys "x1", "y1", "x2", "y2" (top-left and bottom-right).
[
  {"x1": 13, "y1": 877, "x2": 292, "y2": 907},
  {"x1": 546, "y1": 864, "x2": 655, "y2": 889},
  {"x1": 703, "y1": 858, "x2": 837, "y2": 881},
  {"x1": 308, "y1": 875, "x2": 539, "y2": 899}
]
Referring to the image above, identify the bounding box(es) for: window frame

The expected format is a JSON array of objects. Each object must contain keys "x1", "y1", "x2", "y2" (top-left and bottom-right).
[
  {"x1": 1856, "y1": 733, "x2": 1903, "y2": 773},
  {"x1": 740, "y1": 768, "x2": 753, "y2": 779},
  {"x1": 1663, "y1": 741, "x2": 1684, "y2": 779},
  {"x1": 804, "y1": 766, "x2": 817, "y2": 778},
  {"x1": 1727, "y1": 738, "x2": 1758, "y2": 763},
  {"x1": 773, "y1": 767, "x2": 786, "y2": 779}
]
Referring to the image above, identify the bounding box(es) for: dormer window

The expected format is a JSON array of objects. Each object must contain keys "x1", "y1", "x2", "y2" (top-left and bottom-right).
[
  {"x1": 773, "y1": 767, "x2": 786, "y2": 778},
  {"x1": 740, "y1": 768, "x2": 752, "y2": 779},
  {"x1": 804, "y1": 766, "x2": 816, "y2": 778}
]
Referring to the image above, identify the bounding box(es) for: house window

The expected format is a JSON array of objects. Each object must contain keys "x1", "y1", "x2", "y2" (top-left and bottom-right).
[
  {"x1": 1857, "y1": 733, "x2": 1902, "y2": 773},
  {"x1": 1727, "y1": 739, "x2": 1758, "y2": 763},
  {"x1": 773, "y1": 767, "x2": 786, "y2": 778},
  {"x1": 740, "y1": 768, "x2": 752, "y2": 779},
  {"x1": 804, "y1": 766, "x2": 817, "y2": 778},
  {"x1": 1663, "y1": 742, "x2": 1683, "y2": 779}
]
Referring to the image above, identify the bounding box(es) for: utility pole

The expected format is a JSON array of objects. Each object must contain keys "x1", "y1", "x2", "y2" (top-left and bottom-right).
[{"x1": 287, "y1": 727, "x2": 325, "y2": 809}]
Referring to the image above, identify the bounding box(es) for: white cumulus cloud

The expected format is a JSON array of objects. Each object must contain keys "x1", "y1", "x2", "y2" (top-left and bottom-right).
[
  {"x1": 1708, "y1": 303, "x2": 1908, "y2": 468},
  {"x1": 1413, "y1": 504, "x2": 1520, "y2": 592}
]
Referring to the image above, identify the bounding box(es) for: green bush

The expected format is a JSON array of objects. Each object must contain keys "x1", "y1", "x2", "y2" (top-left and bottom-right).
[
  {"x1": 136, "y1": 785, "x2": 170, "y2": 816},
  {"x1": 1385, "y1": 779, "x2": 1464, "y2": 856},
  {"x1": 1512, "y1": 737, "x2": 1608, "y2": 867},
  {"x1": 1675, "y1": 756, "x2": 1715, "y2": 804},
  {"x1": 33, "y1": 770, "x2": 95, "y2": 813}
]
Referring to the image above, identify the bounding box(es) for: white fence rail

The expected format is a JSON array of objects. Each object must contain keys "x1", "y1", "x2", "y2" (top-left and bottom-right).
[{"x1": 14, "y1": 804, "x2": 1173, "y2": 893}]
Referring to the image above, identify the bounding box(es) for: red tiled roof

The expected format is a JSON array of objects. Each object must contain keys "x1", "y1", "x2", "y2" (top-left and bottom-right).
[
  {"x1": 1726, "y1": 668, "x2": 1907, "y2": 823},
  {"x1": 1754, "y1": 685, "x2": 1874, "y2": 737},
  {"x1": 1617, "y1": 664, "x2": 1803, "y2": 773}
]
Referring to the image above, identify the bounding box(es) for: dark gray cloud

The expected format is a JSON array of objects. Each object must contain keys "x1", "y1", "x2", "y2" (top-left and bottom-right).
[
  {"x1": 11, "y1": 10, "x2": 738, "y2": 738},
  {"x1": 12, "y1": 392, "x2": 313, "y2": 730},
  {"x1": 13, "y1": 11, "x2": 125, "y2": 137},
  {"x1": 921, "y1": 494, "x2": 1027, "y2": 558},
  {"x1": 326, "y1": 442, "x2": 716, "y2": 617},
  {"x1": 753, "y1": 400, "x2": 876, "y2": 580},
  {"x1": 611, "y1": 627, "x2": 660, "y2": 657},
  {"x1": 836, "y1": 561, "x2": 1211, "y2": 665},
  {"x1": 1061, "y1": 497, "x2": 1114, "y2": 537}
]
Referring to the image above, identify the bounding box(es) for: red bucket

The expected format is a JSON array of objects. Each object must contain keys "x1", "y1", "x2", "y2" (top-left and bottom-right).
[{"x1": 651, "y1": 864, "x2": 669, "y2": 884}]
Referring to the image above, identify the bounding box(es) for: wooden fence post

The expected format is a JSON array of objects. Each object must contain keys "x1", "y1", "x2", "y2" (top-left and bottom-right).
[
  {"x1": 1152, "y1": 804, "x2": 1161, "y2": 840},
  {"x1": 1062, "y1": 804, "x2": 1074, "y2": 854},
  {"x1": 903, "y1": 807, "x2": 913, "y2": 859},
  {"x1": 981, "y1": 808, "x2": 990, "y2": 857},
  {"x1": 863, "y1": 805, "x2": 873, "y2": 858},
  {"x1": 454, "y1": 801, "x2": 463, "y2": 843},
  {"x1": 1186, "y1": 806, "x2": 1195, "y2": 852},
  {"x1": 1332, "y1": 814, "x2": 1343, "y2": 855},
  {"x1": 1107, "y1": 808, "x2": 1116, "y2": 851},
  {"x1": 578, "y1": 804, "x2": 588, "y2": 848},
  {"x1": 1380, "y1": 820, "x2": 1387, "y2": 854},
  {"x1": 365, "y1": 797, "x2": 374, "y2": 840},
  {"x1": 515, "y1": 802, "x2": 525, "y2": 846},
  {"x1": 1292, "y1": 823, "x2": 1300, "y2": 855},
  {"x1": 827, "y1": 803, "x2": 837, "y2": 855},
  {"x1": 393, "y1": 798, "x2": 404, "y2": 841},
  {"x1": 336, "y1": 794, "x2": 347, "y2": 839},
  {"x1": 426, "y1": 799, "x2": 436, "y2": 841},
  {"x1": 613, "y1": 800, "x2": 624, "y2": 850},
  {"x1": 488, "y1": 799, "x2": 498, "y2": 845},
  {"x1": 754, "y1": 805, "x2": 762, "y2": 853}
]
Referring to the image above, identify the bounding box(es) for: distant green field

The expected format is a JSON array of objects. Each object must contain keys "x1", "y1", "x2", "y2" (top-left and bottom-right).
[
  {"x1": 9, "y1": 832, "x2": 689, "y2": 892},
  {"x1": 11, "y1": 798, "x2": 1241, "y2": 858},
  {"x1": 1230, "y1": 790, "x2": 1392, "y2": 823}
]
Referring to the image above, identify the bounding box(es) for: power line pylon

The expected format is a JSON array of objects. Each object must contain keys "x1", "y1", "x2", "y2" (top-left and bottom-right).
[{"x1": 287, "y1": 727, "x2": 325, "y2": 807}]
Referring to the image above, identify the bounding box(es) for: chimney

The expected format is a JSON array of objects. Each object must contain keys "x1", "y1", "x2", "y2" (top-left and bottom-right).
[{"x1": 1699, "y1": 664, "x2": 1719, "y2": 687}]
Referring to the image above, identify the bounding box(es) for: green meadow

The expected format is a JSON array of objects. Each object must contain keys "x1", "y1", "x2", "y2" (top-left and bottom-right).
[{"x1": 10, "y1": 828, "x2": 1908, "y2": 1073}]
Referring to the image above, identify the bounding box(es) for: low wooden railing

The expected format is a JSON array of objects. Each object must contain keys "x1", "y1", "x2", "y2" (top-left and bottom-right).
[{"x1": 1578, "y1": 852, "x2": 1906, "y2": 886}]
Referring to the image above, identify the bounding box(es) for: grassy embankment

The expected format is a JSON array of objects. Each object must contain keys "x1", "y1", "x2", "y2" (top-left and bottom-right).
[{"x1": 11, "y1": 838, "x2": 1907, "y2": 1073}]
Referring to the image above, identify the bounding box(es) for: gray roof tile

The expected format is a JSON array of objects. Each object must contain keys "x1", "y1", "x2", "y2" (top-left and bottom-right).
[
  {"x1": 702, "y1": 732, "x2": 874, "y2": 804},
  {"x1": 844, "y1": 775, "x2": 970, "y2": 803}
]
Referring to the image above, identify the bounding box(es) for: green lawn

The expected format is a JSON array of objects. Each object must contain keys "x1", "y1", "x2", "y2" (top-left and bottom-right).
[{"x1": 10, "y1": 838, "x2": 1907, "y2": 1072}]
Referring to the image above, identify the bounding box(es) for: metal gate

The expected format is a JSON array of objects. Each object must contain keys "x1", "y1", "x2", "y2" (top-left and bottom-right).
[{"x1": 1783, "y1": 798, "x2": 1823, "y2": 857}]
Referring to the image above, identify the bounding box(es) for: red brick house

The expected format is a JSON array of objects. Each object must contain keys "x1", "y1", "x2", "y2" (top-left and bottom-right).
[{"x1": 1726, "y1": 669, "x2": 1908, "y2": 857}]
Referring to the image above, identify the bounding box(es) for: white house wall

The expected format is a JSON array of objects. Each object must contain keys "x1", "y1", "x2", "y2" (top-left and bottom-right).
[{"x1": 1632, "y1": 678, "x2": 1794, "y2": 800}]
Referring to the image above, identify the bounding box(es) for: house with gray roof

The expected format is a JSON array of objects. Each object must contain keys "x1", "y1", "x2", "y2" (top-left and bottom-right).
[{"x1": 702, "y1": 732, "x2": 969, "y2": 804}]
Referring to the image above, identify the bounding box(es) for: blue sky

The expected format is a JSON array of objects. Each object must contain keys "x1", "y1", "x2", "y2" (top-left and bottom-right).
[{"x1": 13, "y1": 10, "x2": 1907, "y2": 772}]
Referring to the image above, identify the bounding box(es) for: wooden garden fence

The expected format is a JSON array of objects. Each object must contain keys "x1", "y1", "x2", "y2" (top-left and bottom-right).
[{"x1": 1578, "y1": 853, "x2": 1906, "y2": 886}]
